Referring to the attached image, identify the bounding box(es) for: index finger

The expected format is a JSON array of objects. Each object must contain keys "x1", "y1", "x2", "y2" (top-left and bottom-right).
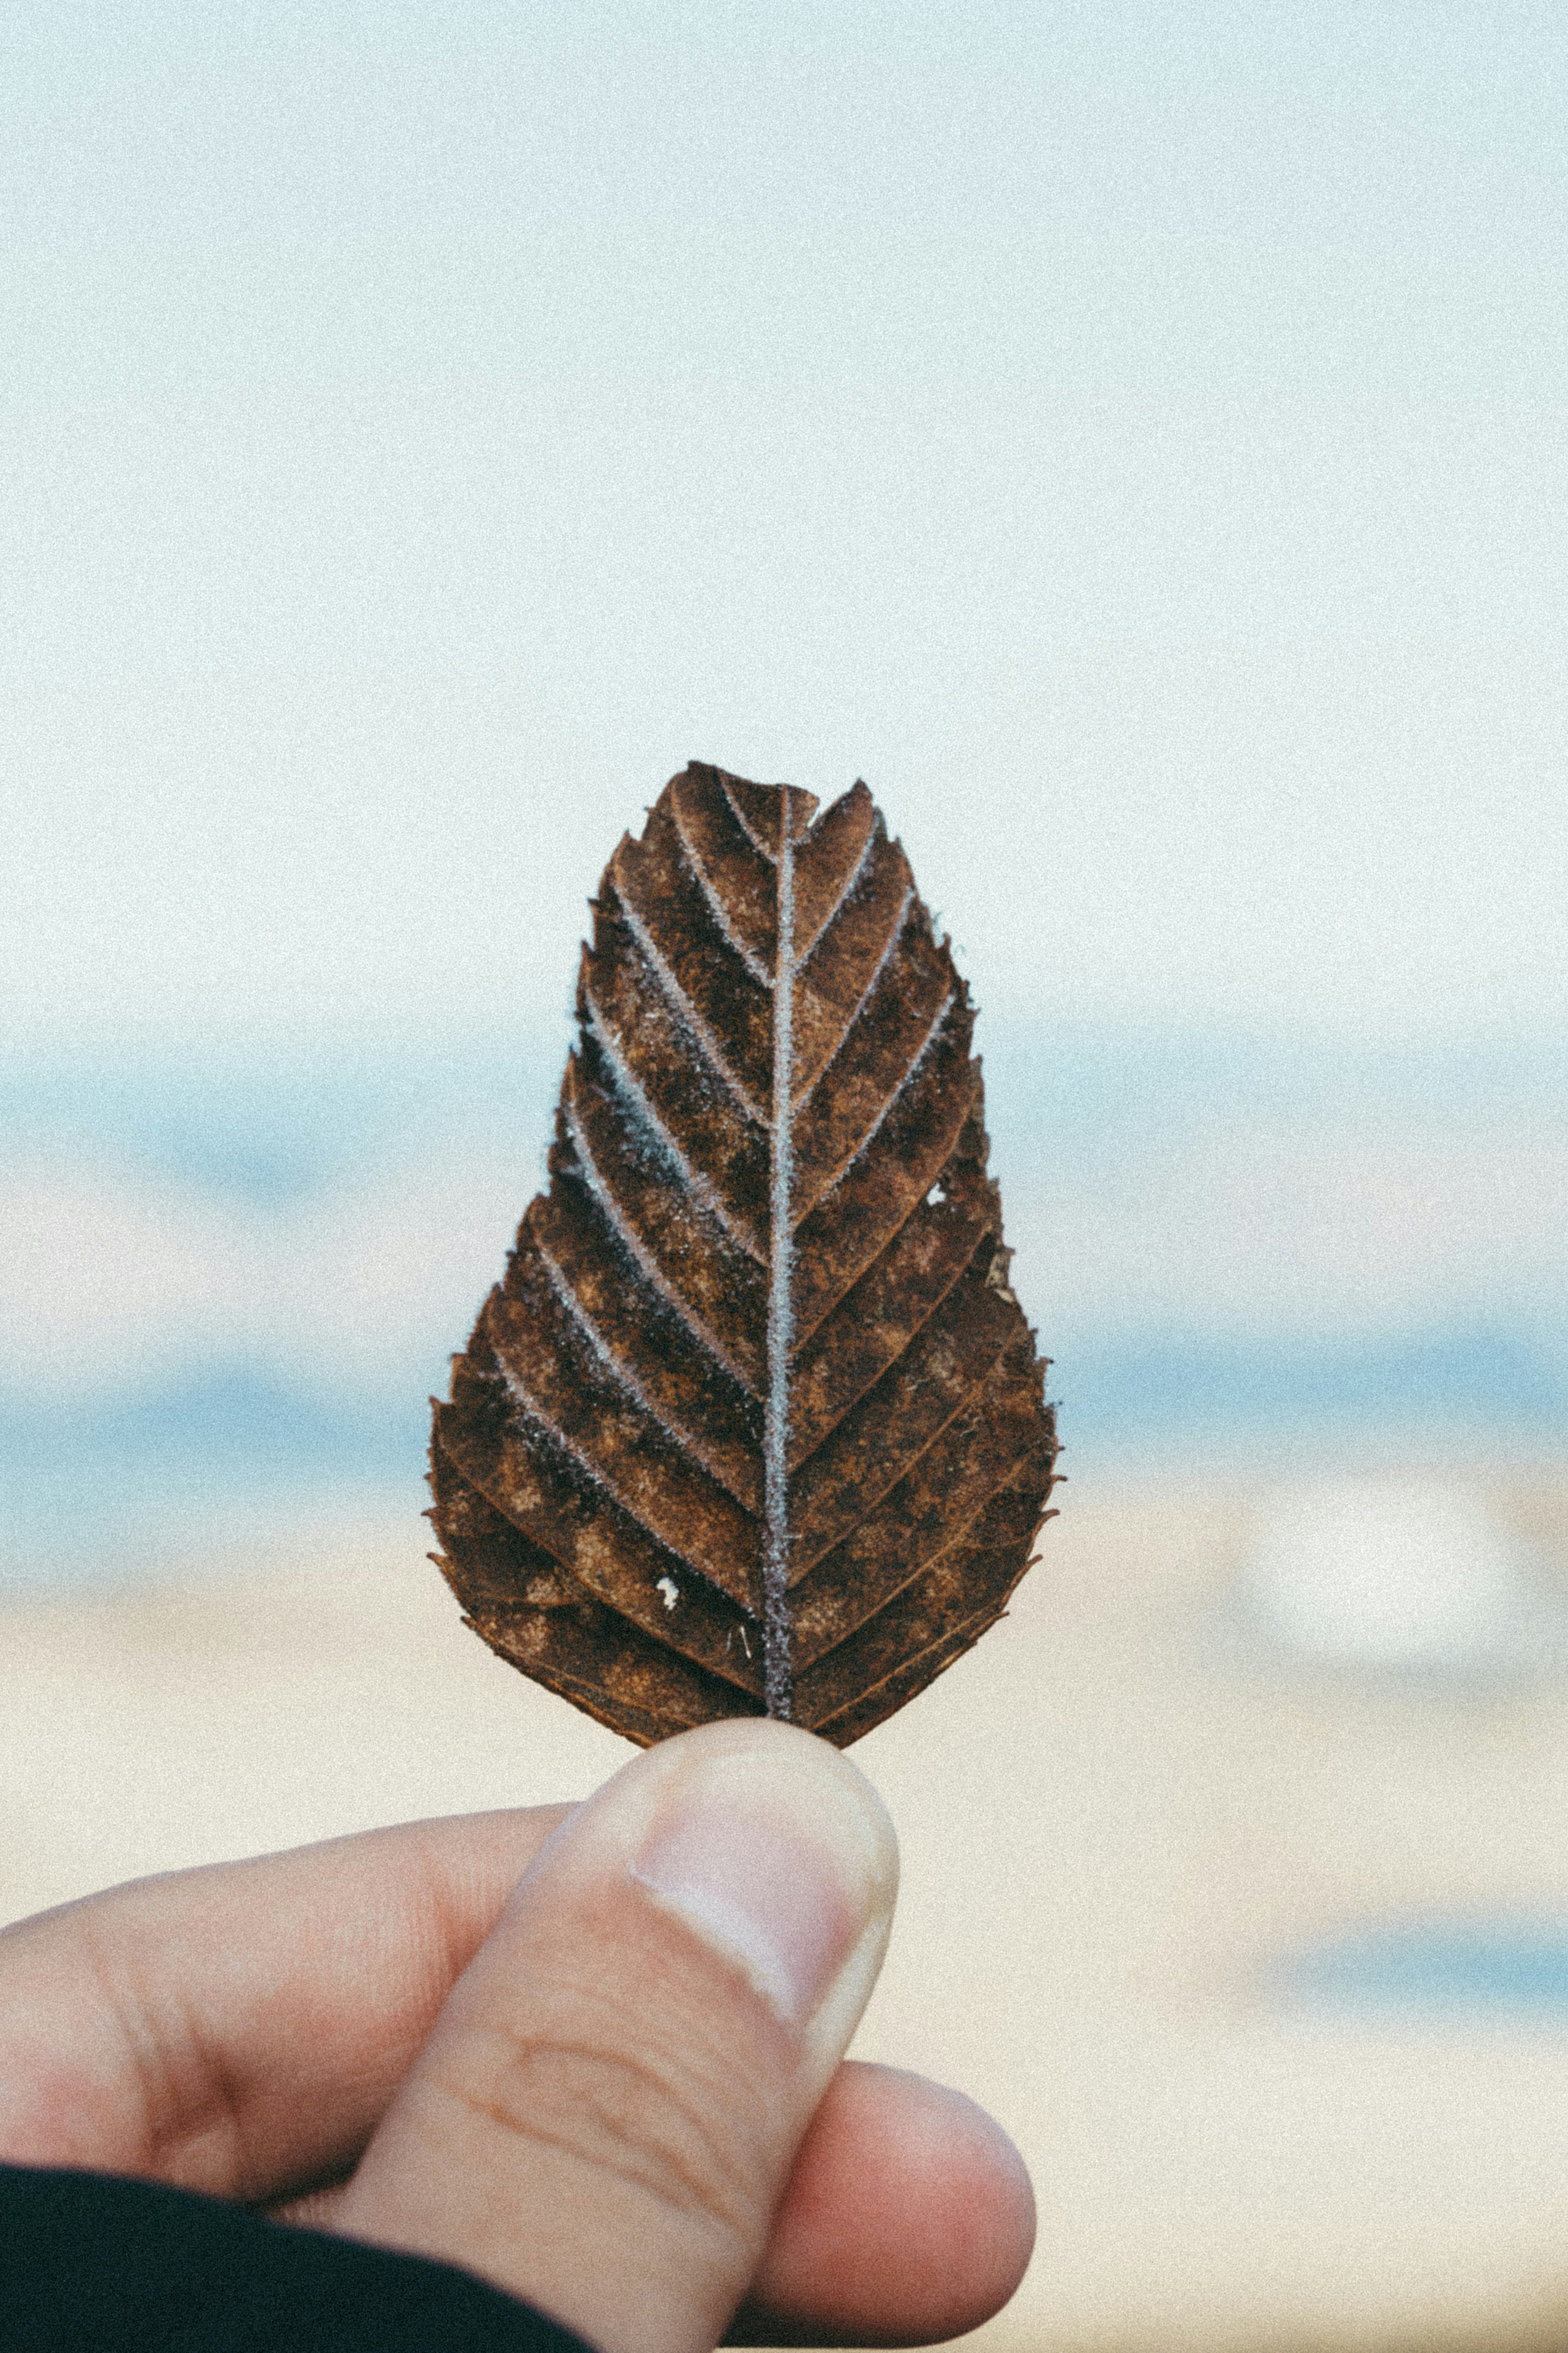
[{"x1": 0, "y1": 1804, "x2": 572, "y2": 2205}]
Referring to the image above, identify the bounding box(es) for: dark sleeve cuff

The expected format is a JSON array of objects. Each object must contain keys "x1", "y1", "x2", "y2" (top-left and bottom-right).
[{"x1": 0, "y1": 2163, "x2": 598, "y2": 2353}]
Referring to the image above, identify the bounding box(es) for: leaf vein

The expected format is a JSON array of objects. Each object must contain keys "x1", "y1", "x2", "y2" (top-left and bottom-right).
[
  {"x1": 793, "y1": 986, "x2": 958, "y2": 1227},
  {"x1": 488, "y1": 1355, "x2": 737, "y2": 1597},
  {"x1": 615, "y1": 884, "x2": 768, "y2": 1123},
  {"x1": 719, "y1": 776, "x2": 777, "y2": 866},
  {"x1": 583, "y1": 986, "x2": 766, "y2": 1264},
  {"x1": 792, "y1": 883, "x2": 914, "y2": 1112},
  {"x1": 669, "y1": 795, "x2": 775, "y2": 987},
  {"x1": 531, "y1": 1240, "x2": 753, "y2": 1505},
  {"x1": 561, "y1": 1090, "x2": 762, "y2": 1398},
  {"x1": 795, "y1": 825, "x2": 875, "y2": 965}
]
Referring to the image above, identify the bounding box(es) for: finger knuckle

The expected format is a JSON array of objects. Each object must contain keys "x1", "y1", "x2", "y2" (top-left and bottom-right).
[{"x1": 435, "y1": 1985, "x2": 770, "y2": 2250}]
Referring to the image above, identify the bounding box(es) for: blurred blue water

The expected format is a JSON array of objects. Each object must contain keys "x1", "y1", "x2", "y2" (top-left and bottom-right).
[
  {"x1": 4, "y1": 1026, "x2": 1565, "y2": 1586},
  {"x1": 2, "y1": 1370, "x2": 425, "y2": 1565},
  {"x1": 0, "y1": 1036, "x2": 568, "y2": 1209},
  {"x1": 1281, "y1": 1923, "x2": 1568, "y2": 2016},
  {"x1": 9, "y1": 1024, "x2": 1567, "y2": 1207},
  {"x1": 1073, "y1": 1325, "x2": 1566, "y2": 1444}
]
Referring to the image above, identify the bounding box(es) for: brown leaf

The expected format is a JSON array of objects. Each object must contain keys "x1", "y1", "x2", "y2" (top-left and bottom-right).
[{"x1": 429, "y1": 763, "x2": 1059, "y2": 1746}]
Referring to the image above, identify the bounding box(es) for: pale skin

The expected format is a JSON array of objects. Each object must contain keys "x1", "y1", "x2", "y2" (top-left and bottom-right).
[{"x1": 0, "y1": 1720, "x2": 1034, "y2": 2353}]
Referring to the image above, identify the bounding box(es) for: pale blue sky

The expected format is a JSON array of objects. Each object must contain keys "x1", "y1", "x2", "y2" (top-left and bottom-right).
[{"x1": 6, "y1": 1, "x2": 1568, "y2": 1050}]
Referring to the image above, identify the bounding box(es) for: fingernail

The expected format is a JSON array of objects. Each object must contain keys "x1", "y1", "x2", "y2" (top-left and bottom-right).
[{"x1": 630, "y1": 1735, "x2": 895, "y2": 2027}]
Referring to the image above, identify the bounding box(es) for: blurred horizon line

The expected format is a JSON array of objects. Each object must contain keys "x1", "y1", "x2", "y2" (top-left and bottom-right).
[{"x1": 5, "y1": 1017, "x2": 1564, "y2": 1586}]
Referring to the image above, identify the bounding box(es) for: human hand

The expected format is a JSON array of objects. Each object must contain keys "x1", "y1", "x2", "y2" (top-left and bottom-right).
[{"x1": 0, "y1": 1719, "x2": 1033, "y2": 2353}]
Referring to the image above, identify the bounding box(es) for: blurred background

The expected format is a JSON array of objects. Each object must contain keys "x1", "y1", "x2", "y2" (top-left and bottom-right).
[{"x1": 5, "y1": 4, "x2": 1568, "y2": 2347}]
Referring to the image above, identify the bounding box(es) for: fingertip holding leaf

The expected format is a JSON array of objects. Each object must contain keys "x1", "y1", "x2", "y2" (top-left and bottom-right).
[{"x1": 430, "y1": 764, "x2": 1060, "y2": 1746}]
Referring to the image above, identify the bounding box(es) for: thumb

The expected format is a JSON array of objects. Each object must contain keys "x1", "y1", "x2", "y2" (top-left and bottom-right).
[{"x1": 334, "y1": 1720, "x2": 898, "y2": 2353}]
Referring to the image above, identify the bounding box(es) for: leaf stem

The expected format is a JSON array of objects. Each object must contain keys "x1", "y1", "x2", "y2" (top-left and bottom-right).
[{"x1": 762, "y1": 787, "x2": 796, "y2": 1719}]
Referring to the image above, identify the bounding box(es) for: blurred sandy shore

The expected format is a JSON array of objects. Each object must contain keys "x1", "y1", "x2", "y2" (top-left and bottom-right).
[{"x1": 7, "y1": 1481, "x2": 1568, "y2": 2352}]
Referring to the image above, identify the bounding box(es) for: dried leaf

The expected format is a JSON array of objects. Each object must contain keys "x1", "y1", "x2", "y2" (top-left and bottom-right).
[{"x1": 430, "y1": 763, "x2": 1059, "y2": 1746}]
